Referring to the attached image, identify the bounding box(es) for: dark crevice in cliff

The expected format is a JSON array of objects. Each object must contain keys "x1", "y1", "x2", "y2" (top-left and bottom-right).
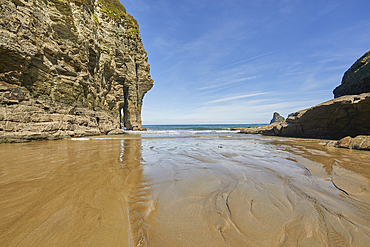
[
  {"x1": 135, "y1": 58, "x2": 140, "y2": 128},
  {"x1": 122, "y1": 84, "x2": 129, "y2": 129},
  {"x1": 88, "y1": 47, "x2": 98, "y2": 76}
]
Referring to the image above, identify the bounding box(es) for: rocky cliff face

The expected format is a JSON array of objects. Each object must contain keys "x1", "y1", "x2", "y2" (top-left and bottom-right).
[
  {"x1": 333, "y1": 50, "x2": 370, "y2": 98},
  {"x1": 240, "y1": 51, "x2": 370, "y2": 141},
  {"x1": 0, "y1": 0, "x2": 153, "y2": 142},
  {"x1": 240, "y1": 93, "x2": 370, "y2": 140}
]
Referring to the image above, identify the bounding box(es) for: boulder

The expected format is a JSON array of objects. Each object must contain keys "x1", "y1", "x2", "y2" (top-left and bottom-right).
[
  {"x1": 107, "y1": 129, "x2": 126, "y2": 135},
  {"x1": 325, "y1": 135, "x2": 370, "y2": 150}
]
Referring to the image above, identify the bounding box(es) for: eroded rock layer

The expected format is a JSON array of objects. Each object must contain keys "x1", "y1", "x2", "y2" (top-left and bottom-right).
[{"x1": 0, "y1": 0, "x2": 153, "y2": 142}]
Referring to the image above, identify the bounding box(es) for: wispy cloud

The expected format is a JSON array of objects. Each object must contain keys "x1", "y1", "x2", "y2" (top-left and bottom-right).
[
  {"x1": 177, "y1": 97, "x2": 322, "y2": 124},
  {"x1": 205, "y1": 92, "x2": 270, "y2": 104},
  {"x1": 278, "y1": 0, "x2": 300, "y2": 15},
  {"x1": 283, "y1": 65, "x2": 348, "y2": 76},
  {"x1": 224, "y1": 51, "x2": 275, "y2": 68},
  {"x1": 136, "y1": 0, "x2": 369, "y2": 125},
  {"x1": 199, "y1": 76, "x2": 259, "y2": 90}
]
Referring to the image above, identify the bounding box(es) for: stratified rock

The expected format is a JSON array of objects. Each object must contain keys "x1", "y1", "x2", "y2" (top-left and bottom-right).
[
  {"x1": 270, "y1": 112, "x2": 285, "y2": 124},
  {"x1": 337, "y1": 135, "x2": 370, "y2": 150},
  {"x1": 325, "y1": 136, "x2": 370, "y2": 150},
  {"x1": 0, "y1": 0, "x2": 153, "y2": 142},
  {"x1": 333, "y1": 51, "x2": 370, "y2": 98},
  {"x1": 240, "y1": 93, "x2": 370, "y2": 140},
  {"x1": 0, "y1": 81, "x2": 117, "y2": 142},
  {"x1": 324, "y1": 140, "x2": 339, "y2": 148}
]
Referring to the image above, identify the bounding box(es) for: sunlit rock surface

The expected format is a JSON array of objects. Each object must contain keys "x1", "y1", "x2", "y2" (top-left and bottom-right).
[
  {"x1": 0, "y1": 0, "x2": 153, "y2": 142},
  {"x1": 326, "y1": 135, "x2": 370, "y2": 150}
]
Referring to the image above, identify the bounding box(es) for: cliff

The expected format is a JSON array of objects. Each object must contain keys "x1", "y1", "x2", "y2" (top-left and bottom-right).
[
  {"x1": 333, "y1": 50, "x2": 370, "y2": 98},
  {"x1": 240, "y1": 50, "x2": 370, "y2": 140},
  {"x1": 0, "y1": 0, "x2": 153, "y2": 142},
  {"x1": 240, "y1": 93, "x2": 370, "y2": 140}
]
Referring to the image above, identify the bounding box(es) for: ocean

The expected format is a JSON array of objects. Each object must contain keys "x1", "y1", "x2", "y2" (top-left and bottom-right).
[
  {"x1": 130, "y1": 123, "x2": 266, "y2": 137},
  {"x1": 1, "y1": 123, "x2": 370, "y2": 246},
  {"x1": 142, "y1": 124, "x2": 264, "y2": 131}
]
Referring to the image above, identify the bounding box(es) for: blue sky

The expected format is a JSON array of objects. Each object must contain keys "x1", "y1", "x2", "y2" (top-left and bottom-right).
[{"x1": 121, "y1": 0, "x2": 370, "y2": 125}]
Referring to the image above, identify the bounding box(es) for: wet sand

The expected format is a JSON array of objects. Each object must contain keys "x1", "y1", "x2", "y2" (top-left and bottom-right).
[{"x1": 1, "y1": 135, "x2": 370, "y2": 246}]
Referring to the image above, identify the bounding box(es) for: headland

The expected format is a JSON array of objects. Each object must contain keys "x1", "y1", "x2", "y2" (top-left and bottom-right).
[{"x1": 0, "y1": 0, "x2": 153, "y2": 143}]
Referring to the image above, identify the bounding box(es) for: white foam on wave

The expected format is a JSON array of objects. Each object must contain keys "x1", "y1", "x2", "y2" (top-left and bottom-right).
[
  {"x1": 71, "y1": 138, "x2": 91, "y2": 141},
  {"x1": 124, "y1": 129, "x2": 238, "y2": 137}
]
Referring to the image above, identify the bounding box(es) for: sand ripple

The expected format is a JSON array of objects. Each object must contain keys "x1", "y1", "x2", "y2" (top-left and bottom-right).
[{"x1": 0, "y1": 136, "x2": 370, "y2": 246}]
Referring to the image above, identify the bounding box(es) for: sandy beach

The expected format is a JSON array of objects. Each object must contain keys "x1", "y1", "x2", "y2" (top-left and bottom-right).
[
  {"x1": 1, "y1": 0, "x2": 369, "y2": 246},
  {"x1": 1, "y1": 132, "x2": 370, "y2": 246}
]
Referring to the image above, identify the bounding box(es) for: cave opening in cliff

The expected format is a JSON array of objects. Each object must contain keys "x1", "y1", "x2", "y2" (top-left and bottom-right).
[{"x1": 119, "y1": 102, "x2": 125, "y2": 129}]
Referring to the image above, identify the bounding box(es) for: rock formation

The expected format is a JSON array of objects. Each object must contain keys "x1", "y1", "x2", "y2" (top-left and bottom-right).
[
  {"x1": 325, "y1": 135, "x2": 370, "y2": 150},
  {"x1": 240, "y1": 50, "x2": 370, "y2": 141},
  {"x1": 0, "y1": 0, "x2": 153, "y2": 142},
  {"x1": 269, "y1": 112, "x2": 284, "y2": 124},
  {"x1": 240, "y1": 93, "x2": 370, "y2": 140},
  {"x1": 333, "y1": 50, "x2": 370, "y2": 98}
]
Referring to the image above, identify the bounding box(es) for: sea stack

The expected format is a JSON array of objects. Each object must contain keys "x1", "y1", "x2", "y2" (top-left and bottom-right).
[
  {"x1": 0, "y1": 0, "x2": 153, "y2": 142},
  {"x1": 270, "y1": 112, "x2": 285, "y2": 124}
]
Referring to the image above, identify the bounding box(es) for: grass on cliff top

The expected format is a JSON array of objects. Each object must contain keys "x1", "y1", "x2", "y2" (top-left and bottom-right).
[
  {"x1": 97, "y1": 0, "x2": 140, "y2": 37},
  {"x1": 98, "y1": 0, "x2": 138, "y2": 28},
  {"x1": 99, "y1": 0, "x2": 126, "y2": 17}
]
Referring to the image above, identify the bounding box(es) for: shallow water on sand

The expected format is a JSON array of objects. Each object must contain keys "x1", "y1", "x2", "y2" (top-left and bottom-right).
[{"x1": 1, "y1": 133, "x2": 370, "y2": 246}]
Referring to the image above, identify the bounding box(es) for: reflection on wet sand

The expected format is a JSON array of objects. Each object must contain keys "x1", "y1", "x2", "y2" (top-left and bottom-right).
[
  {"x1": 0, "y1": 138, "x2": 151, "y2": 246},
  {"x1": 120, "y1": 139, "x2": 153, "y2": 246},
  {"x1": 1, "y1": 135, "x2": 370, "y2": 246}
]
